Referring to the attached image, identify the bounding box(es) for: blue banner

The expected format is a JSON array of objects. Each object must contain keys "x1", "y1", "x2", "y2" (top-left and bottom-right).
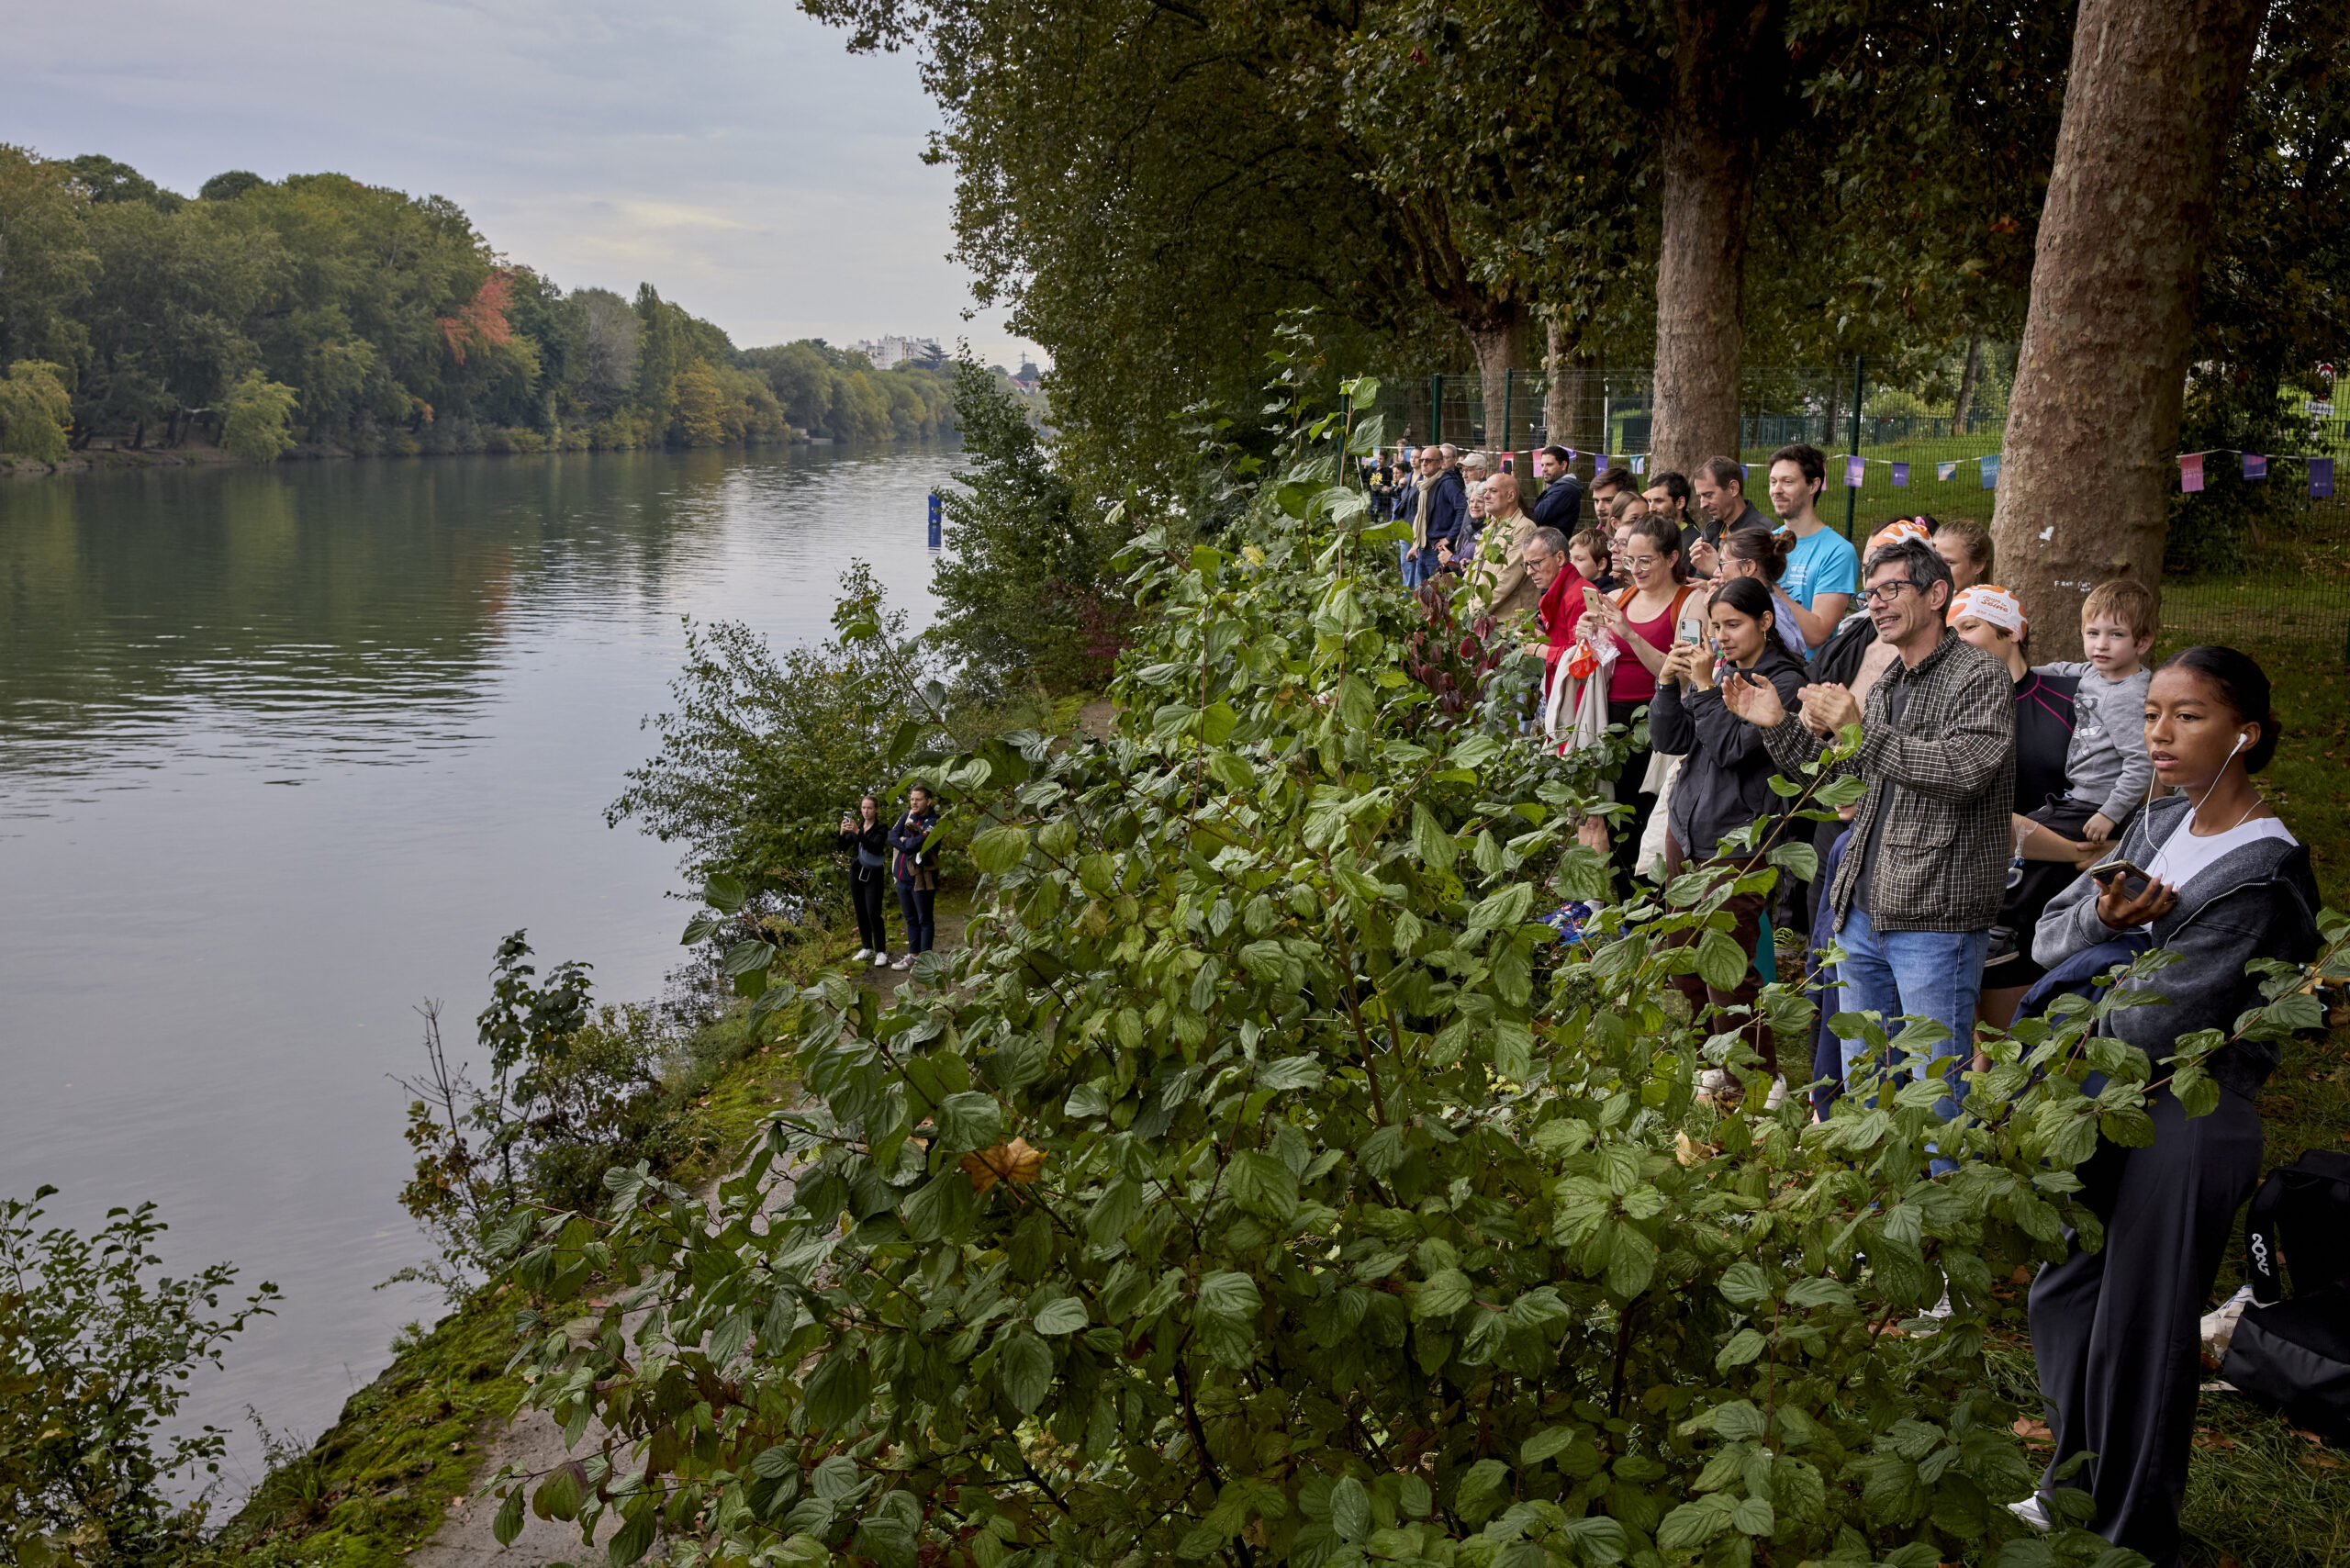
[
  {"x1": 1978, "y1": 454, "x2": 2000, "y2": 489},
  {"x1": 927, "y1": 490, "x2": 943, "y2": 549},
  {"x1": 2313, "y1": 457, "x2": 2335, "y2": 498}
]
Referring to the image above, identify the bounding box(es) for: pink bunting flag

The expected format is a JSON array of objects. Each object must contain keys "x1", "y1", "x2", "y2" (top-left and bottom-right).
[{"x1": 2180, "y1": 454, "x2": 2205, "y2": 493}]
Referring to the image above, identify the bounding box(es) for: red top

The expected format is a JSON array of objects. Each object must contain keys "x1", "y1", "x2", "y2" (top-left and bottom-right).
[
  {"x1": 1606, "y1": 586, "x2": 1695, "y2": 705},
  {"x1": 1539, "y1": 564, "x2": 1590, "y2": 680}
]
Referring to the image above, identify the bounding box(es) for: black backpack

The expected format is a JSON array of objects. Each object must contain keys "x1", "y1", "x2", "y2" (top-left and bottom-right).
[{"x1": 2220, "y1": 1151, "x2": 2350, "y2": 1438}]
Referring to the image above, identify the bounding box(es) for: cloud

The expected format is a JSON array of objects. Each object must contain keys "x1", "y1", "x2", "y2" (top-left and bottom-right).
[{"x1": 3, "y1": 0, "x2": 1043, "y2": 366}]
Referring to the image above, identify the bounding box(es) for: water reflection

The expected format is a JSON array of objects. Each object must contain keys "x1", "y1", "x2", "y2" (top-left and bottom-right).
[{"x1": 0, "y1": 443, "x2": 949, "y2": 1481}]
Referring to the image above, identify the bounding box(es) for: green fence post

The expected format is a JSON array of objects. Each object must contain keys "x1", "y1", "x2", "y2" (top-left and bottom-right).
[
  {"x1": 1502, "y1": 370, "x2": 1514, "y2": 466},
  {"x1": 1843, "y1": 355, "x2": 1865, "y2": 540},
  {"x1": 1431, "y1": 374, "x2": 1443, "y2": 446}
]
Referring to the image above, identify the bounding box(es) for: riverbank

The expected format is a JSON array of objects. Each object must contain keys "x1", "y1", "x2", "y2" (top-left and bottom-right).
[{"x1": 3, "y1": 430, "x2": 835, "y2": 479}]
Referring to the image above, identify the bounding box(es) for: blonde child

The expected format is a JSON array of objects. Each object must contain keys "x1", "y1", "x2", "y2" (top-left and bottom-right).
[
  {"x1": 2033, "y1": 578, "x2": 2158, "y2": 843},
  {"x1": 1568, "y1": 527, "x2": 1615, "y2": 593}
]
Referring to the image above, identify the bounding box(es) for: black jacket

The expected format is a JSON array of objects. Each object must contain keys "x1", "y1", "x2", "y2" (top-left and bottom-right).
[
  {"x1": 1532, "y1": 475, "x2": 1583, "y2": 532},
  {"x1": 2034, "y1": 795, "x2": 2322, "y2": 1099},
  {"x1": 838, "y1": 819, "x2": 890, "y2": 882},
  {"x1": 1649, "y1": 642, "x2": 1811, "y2": 863},
  {"x1": 890, "y1": 808, "x2": 942, "y2": 885}
]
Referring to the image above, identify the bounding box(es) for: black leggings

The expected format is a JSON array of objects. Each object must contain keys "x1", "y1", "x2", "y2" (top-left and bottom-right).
[
  {"x1": 1606, "y1": 698, "x2": 1661, "y2": 890},
  {"x1": 850, "y1": 872, "x2": 889, "y2": 951},
  {"x1": 897, "y1": 883, "x2": 936, "y2": 954}
]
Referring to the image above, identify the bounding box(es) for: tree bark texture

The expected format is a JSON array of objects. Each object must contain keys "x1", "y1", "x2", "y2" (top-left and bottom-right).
[
  {"x1": 1544, "y1": 313, "x2": 1572, "y2": 453},
  {"x1": 1649, "y1": 0, "x2": 1787, "y2": 481},
  {"x1": 1464, "y1": 308, "x2": 1526, "y2": 454},
  {"x1": 1952, "y1": 333, "x2": 1984, "y2": 433},
  {"x1": 1990, "y1": 0, "x2": 2267, "y2": 660}
]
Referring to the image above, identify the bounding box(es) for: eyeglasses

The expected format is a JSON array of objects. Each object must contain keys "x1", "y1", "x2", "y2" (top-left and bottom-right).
[
  {"x1": 1860, "y1": 579, "x2": 1924, "y2": 606},
  {"x1": 1621, "y1": 554, "x2": 1664, "y2": 571}
]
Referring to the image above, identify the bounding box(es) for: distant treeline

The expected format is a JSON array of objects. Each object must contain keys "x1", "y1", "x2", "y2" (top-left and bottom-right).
[{"x1": 0, "y1": 149, "x2": 1001, "y2": 462}]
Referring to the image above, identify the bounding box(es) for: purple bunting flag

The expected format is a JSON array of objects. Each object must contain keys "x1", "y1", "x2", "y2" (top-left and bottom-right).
[
  {"x1": 2243, "y1": 452, "x2": 2267, "y2": 481},
  {"x1": 2313, "y1": 457, "x2": 2335, "y2": 498},
  {"x1": 1844, "y1": 454, "x2": 1865, "y2": 487},
  {"x1": 1891, "y1": 462, "x2": 1910, "y2": 487},
  {"x1": 1978, "y1": 454, "x2": 2000, "y2": 489},
  {"x1": 2180, "y1": 454, "x2": 2205, "y2": 493}
]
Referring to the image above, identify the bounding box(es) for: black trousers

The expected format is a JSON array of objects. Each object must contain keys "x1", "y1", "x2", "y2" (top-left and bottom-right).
[
  {"x1": 1606, "y1": 698, "x2": 1660, "y2": 890},
  {"x1": 849, "y1": 872, "x2": 889, "y2": 951},
  {"x1": 2028, "y1": 1084, "x2": 2264, "y2": 1567},
  {"x1": 896, "y1": 883, "x2": 936, "y2": 954}
]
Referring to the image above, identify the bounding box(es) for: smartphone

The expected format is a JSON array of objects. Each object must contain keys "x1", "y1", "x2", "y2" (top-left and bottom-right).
[
  {"x1": 1676, "y1": 613, "x2": 1705, "y2": 645},
  {"x1": 2088, "y1": 857, "x2": 2153, "y2": 898}
]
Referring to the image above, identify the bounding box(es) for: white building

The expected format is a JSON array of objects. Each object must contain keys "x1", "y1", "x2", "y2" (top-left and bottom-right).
[{"x1": 847, "y1": 335, "x2": 944, "y2": 370}]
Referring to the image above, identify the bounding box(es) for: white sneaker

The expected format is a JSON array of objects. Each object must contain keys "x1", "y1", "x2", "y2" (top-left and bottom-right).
[
  {"x1": 851, "y1": 948, "x2": 872, "y2": 963},
  {"x1": 871, "y1": 951, "x2": 890, "y2": 968},
  {"x1": 892, "y1": 954, "x2": 914, "y2": 971},
  {"x1": 2005, "y1": 1495, "x2": 2053, "y2": 1532},
  {"x1": 1762, "y1": 1076, "x2": 1787, "y2": 1112}
]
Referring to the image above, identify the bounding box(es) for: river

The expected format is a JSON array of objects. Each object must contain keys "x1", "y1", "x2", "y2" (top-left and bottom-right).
[{"x1": 0, "y1": 442, "x2": 950, "y2": 1488}]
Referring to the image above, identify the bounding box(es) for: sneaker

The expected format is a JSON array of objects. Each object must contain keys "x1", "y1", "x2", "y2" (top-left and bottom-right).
[
  {"x1": 1762, "y1": 1076, "x2": 1787, "y2": 1112},
  {"x1": 2005, "y1": 1495, "x2": 2053, "y2": 1533},
  {"x1": 870, "y1": 951, "x2": 891, "y2": 968},
  {"x1": 892, "y1": 954, "x2": 914, "y2": 971},
  {"x1": 851, "y1": 948, "x2": 872, "y2": 963}
]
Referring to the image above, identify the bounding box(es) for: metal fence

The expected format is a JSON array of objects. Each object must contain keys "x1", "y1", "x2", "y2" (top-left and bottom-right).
[{"x1": 1358, "y1": 364, "x2": 2350, "y2": 663}]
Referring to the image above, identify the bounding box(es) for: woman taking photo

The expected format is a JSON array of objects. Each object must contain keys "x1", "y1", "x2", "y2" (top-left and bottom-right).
[
  {"x1": 836, "y1": 793, "x2": 893, "y2": 968},
  {"x1": 2021, "y1": 646, "x2": 2320, "y2": 1566},
  {"x1": 1650, "y1": 576, "x2": 1808, "y2": 1091},
  {"x1": 1580, "y1": 514, "x2": 1701, "y2": 887},
  {"x1": 888, "y1": 782, "x2": 945, "y2": 969}
]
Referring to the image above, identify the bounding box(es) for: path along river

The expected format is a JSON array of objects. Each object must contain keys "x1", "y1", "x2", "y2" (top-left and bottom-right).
[{"x1": 0, "y1": 442, "x2": 950, "y2": 1487}]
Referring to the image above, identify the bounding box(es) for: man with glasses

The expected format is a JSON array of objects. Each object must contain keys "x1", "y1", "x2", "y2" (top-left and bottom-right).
[{"x1": 1720, "y1": 534, "x2": 2013, "y2": 1118}]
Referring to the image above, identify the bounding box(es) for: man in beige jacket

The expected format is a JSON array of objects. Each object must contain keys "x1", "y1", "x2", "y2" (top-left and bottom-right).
[{"x1": 1468, "y1": 471, "x2": 1543, "y2": 623}]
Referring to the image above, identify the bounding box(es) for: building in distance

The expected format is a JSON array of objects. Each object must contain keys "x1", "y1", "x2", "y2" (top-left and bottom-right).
[{"x1": 847, "y1": 334, "x2": 946, "y2": 371}]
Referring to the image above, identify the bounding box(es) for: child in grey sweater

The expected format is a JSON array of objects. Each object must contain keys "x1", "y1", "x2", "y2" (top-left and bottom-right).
[{"x1": 2032, "y1": 578, "x2": 2157, "y2": 840}]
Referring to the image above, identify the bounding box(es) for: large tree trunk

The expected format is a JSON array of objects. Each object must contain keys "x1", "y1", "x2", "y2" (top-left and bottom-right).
[
  {"x1": 1951, "y1": 333, "x2": 1984, "y2": 434},
  {"x1": 1649, "y1": 0, "x2": 1785, "y2": 479},
  {"x1": 1991, "y1": 0, "x2": 2267, "y2": 659},
  {"x1": 1543, "y1": 312, "x2": 1572, "y2": 451},
  {"x1": 1464, "y1": 307, "x2": 1525, "y2": 454}
]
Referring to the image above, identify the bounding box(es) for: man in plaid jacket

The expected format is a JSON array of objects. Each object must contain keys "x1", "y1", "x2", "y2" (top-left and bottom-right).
[{"x1": 1722, "y1": 533, "x2": 2015, "y2": 1104}]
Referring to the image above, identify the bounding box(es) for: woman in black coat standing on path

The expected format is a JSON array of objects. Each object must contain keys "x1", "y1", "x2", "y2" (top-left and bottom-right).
[
  {"x1": 2020, "y1": 646, "x2": 2321, "y2": 1566},
  {"x1": 836, "y1": 793, "x2": 892, "y2": 968},
  {"x1": 888, "y1": 782, "x2": 944, "y2": 970}
]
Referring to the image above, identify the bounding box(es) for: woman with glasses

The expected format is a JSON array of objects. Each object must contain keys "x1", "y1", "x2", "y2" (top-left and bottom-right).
[{"x1": 1580, "y1": 514, "x2": 1702, "y2": 888}]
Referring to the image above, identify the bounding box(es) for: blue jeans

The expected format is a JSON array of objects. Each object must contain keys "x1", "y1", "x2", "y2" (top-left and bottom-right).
[
  {"x1": 1398, "y1": 542, "x2": 1430, "y2": 588},
  {"x1": 1831, "y1": 908, "x2": 1988, "y2": 1126}
]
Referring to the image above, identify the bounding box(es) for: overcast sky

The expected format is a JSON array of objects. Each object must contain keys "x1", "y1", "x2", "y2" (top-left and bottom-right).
[{"x1": 8, "y1": 0, "x2": 1041, "y2": 368}]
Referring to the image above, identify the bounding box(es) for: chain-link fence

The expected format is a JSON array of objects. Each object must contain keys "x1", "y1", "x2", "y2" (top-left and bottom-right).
[{"x1": 1357, "y1": 364, "x2": 2350, "y2": 662}]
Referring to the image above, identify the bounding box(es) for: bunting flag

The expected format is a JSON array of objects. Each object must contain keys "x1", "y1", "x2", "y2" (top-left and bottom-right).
[
  {"x1": 2313, "y1": 457, "x2": 2335, "y2": 498},
  {"x1": 1500, "y1": 453, "x2": 1514, "y2": 473},
  {"x1": 2180, "y1": 454, "x2": 2205, "y2": 493},
  {"x1": 1978, "y1": 454, "x2": 2000, "y2": 488},
  {"x1": 1630, "y1": 454, "x2": 1647, "y2": 476},
  {"x1": 1844, "y1": 454, "x2": 1865, "y2": 487},
  {"x1": 1891, "y1": 462, "x2": 1910, "y2": 487},
  {"x1": 926, "y1": 490, "x2": 943, "y2": 549},
  {"x1": 2243, "y1": 452, "x2": 2267, "y2": 481},
  {"x1": 1936, "y1": 461, "x2": 1959, "y2": 482}
]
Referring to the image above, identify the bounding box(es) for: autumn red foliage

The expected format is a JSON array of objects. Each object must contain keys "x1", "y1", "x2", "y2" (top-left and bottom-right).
[{"x1": 437, "y1": 270, "x2": 517, "y2": 365}]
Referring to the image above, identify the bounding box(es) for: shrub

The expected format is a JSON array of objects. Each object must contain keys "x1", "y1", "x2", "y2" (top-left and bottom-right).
[
  {"x1": 494, "y1": 388, "x2": 2342, "y2": 1568},
  {"x1": 0, "y1": 360, "x2": 73, "y2": 463},
  {"x1": 219, "y1": 370, "x2": 297, "y2": 464}
]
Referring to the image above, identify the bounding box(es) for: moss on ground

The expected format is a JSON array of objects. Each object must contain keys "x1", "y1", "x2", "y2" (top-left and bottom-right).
[{"x1": 206, "y1": 1290, "x2": 527, "y2": 1567}]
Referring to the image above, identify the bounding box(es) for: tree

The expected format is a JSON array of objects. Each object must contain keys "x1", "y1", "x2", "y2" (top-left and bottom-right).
[
  {"x1": 0, "y1": 1190, "x2": 277, "y2": 1566},
  {"x1": 0, "y1": 146, "x2": 95, "y2": 368},
  {"x1": 1990, "y1": 0, "x2": 2273, "y2": 657},
  {"x1": 220, "y1": 369, "x2": 298, "y2": 462},
  {"x1": 0, "y1": 361, "x2": 73, "y2": 463},
  {"x1": 197, "y1": 170, "x2": 265, "y2": 203},
  {"x1": 673, "y1": 359, "x2": 728, "y2": 445}
]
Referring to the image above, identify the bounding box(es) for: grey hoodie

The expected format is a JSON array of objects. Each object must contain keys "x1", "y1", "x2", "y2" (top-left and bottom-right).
[
  {"x1": 2032, "y1": 793, "x2": 2322, "y2": 1100},
  {"x1": 2034, "y1": 660, "x2": 2153, "y2": 823}
]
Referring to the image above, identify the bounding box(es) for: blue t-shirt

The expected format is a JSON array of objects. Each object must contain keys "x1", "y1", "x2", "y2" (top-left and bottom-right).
[{"x1": 1781, "y1": 527, "x2": 1859, "y2": 610}]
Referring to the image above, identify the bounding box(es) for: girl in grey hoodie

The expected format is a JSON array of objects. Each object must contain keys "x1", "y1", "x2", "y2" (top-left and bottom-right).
[{"x1": 2020, "y1": 646, "x2": 2320, "y2": 1567}]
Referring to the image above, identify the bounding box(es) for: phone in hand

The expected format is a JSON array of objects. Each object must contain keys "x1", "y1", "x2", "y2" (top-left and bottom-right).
[
  {"x1": 2088, "y1": 856, "x2": 2153, "y2": 900},
  {"x1": 1676, "y1": 613, "x2": 1705, "y2": 646}
]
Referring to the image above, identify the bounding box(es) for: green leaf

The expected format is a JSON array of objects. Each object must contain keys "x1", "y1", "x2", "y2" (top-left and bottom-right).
[
  {"x1": 1604, "y1": 1224, "x2": 1658, "y2": 1299},
  {"x1": 1715, "y1": 1327, "x2": 1769, "y2": 1370},
  {"x1": 1331, "y1": 1475, "x2": 1371, "y2": 1540},
  {"x1": 1718, "y1": 1260, "x2": 1774, "y2": 1306},
  {"x1": 1453, "y1": 1457, "x2": 1510, "y2": 1522},
  {"x1": 886, "y1": 717, "x2": 923, "y2": 766},
  {"x1": 1087, "y1": 1178, "x2": 1142, "y2": 1247},
  {"x1": 936, "y1": 1091, "x2": 1003, "y2": 1151},
  {"x1": 608, "y1": 1502, "x2": 658, "y2": 1565},
  {"x1": 1416, "y1": 1267, "x2": 1474, "y2": 1318},
  {"x1": 1229, "y1": 1148, "x2": 1300, "y2": 1221},
  {"x1": 1695, "y1": 929, "x2": 1750, "y2": 992},
  {"x1": 704, "y1": 873, "x2": 748, "y2": 914},
  {"x1": 804, "y1": 1349, "x2": 872, "y2": 1431},
  {"x1": 1198, "y1": 1271, "x2": 1261, "y2": 1316},
  {"x1": 1767, "y1": 840, "x2": 1819, "y2": 883},
  {"x1": 1656, "y1": 1499, "x2": 1730, "y2": 1552},
  {"x1": 971, "y1": 823, "x2": 1031, "y2": 875},
  {"x1": 1034, "y1": 1295, "x2": 1089, "y2": 1335},
  {"x1": 492, "y1": 1488, "x2": 525, "y2": 1547},
  {"x1": 996, "y1": 1329, "x2": 1053, "y2": 1412},
  {"x1": 1521, "y1": 1425, "x2": 1580, "y2": 1465},
  {"x1": 1732, "y1": 1495, "x2": 1775, "y2": 1537}
]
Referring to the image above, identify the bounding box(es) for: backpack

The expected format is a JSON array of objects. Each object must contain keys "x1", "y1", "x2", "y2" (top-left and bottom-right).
[{"x1": 2219, "y1": 1151, "x2": 2350, "y2": 1438}]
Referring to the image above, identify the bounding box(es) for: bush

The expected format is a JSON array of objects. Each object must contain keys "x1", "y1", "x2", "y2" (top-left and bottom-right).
[
  {"x1": 487, "y1": 389, "x2": 2347, "y2": 1568},
  {"x1": 1, "y1": 1192, "x2": 277, "y2": 1566},
  {"x1": 0, "y1": 360, "x2": 73, "y2": 463},
  {"x1": 219, "y1": 370, "x2": 297, "y2": 464}
]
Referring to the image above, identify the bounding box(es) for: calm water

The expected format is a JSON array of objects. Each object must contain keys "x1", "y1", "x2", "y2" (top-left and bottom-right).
[{"x1": 0, "y1": 444, "x2": 948, "y2": 1483}]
